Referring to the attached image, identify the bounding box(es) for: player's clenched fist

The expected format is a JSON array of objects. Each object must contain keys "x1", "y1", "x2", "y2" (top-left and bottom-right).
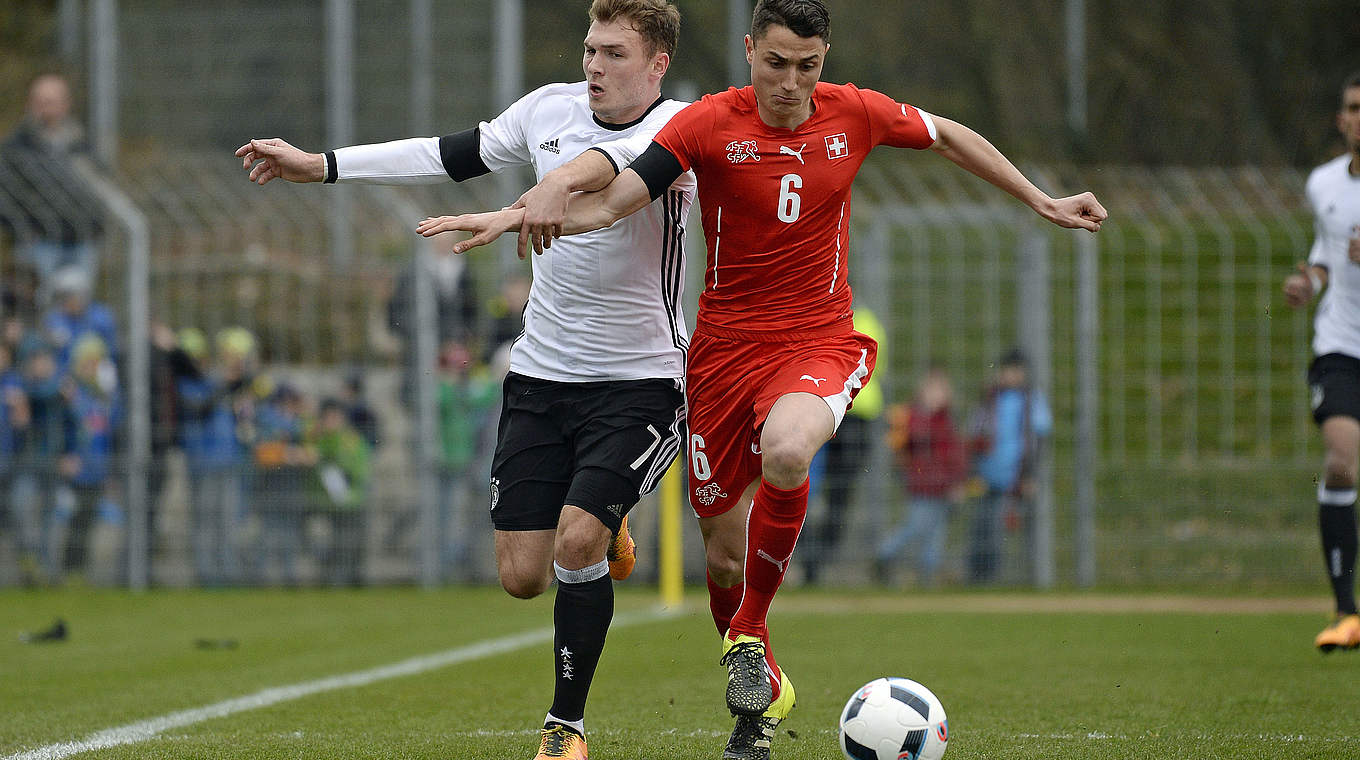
[{"x1": 234, "y1": 138, "x2": 325, "y2": 185}]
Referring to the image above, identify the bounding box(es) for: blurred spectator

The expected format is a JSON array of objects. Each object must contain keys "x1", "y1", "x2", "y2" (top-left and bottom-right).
[
  {"x1": 873, "y1": 367, "x2": 968, "y2": 586},
  {"x1": 966, "y1": 348, "x2": 1052, "y2": 584},
  {"x1": 436, "y1": 338, "x2": 500, "y2": 580},
  {"x1": 54, "y1": 334, "x2": 121, "y2": 583},
  {"x1": 801, "y1": 306, "x2": 887, "y2": 585},
  {"x1": 147, "y1": 320, "x2": 201, "y2": 554},
  {"x1": 387, "y1": 249, "x2": 477, "y2": 406},
  {"x1": 309, "y1": 397, "x2": 371, "y2": 586},
  {"x1": 176, "y1": 327, "x2": 250, "y2": 586},
  {"x1": 250, "y1": 381, "x2": 310, "y2": 586},
  {"x1": 0, "y1": 73, "x2": 103, "y2": 291},
  {"x1": 42, "y1": 266, "x2": 117, "y2": 370},
  {"x1": 485, "y1": 273, "x2": 531, "y2": 359},
  {"x1": 340, "y1": 369, "x2": 381, "y2": 451},
  {"x1": 0, "y1": 340, "x2": 19, "y2": 567},
  {"x1": 8, "y1": 335, "x2": 79, "y2": 585}
]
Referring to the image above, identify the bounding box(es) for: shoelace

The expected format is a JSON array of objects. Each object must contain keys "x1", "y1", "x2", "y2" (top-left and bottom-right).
[
  {"x1": 540, "y1": 728, "x2": 576, "y2": 757},
  {"x1": 721, "y1": 641, "x2": 766, "y2": 686}
]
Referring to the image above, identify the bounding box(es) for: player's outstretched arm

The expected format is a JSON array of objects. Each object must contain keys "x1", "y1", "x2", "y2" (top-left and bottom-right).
[
  {"x1": 513, "y1": 149, "x2": 618, "y2": 254},
  {"x1": 417, "y1": 169, "x2": 652, "y2": 258},
  {"x1": 1283, "y1": 261, "x2": 1327, "y2": 308},
  {"x1": 235, "y1": 138, "x2": 325, "y2": 185},
  {"x1": 929, "y1": 116, "x2": 1107, "y2": 232}
]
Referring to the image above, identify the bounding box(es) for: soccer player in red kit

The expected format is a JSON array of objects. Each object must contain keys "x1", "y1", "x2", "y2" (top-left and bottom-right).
[{"x1": 419, "y1": 2, "x2": 1106, "y2": 757}]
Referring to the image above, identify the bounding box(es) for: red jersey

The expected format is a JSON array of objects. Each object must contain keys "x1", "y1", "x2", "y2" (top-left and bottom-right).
[{"x1": 648, "y1": 82, "x2": 936, "y2": 337}]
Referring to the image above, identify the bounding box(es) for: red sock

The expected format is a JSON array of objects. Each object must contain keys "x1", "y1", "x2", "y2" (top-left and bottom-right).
[
  {"x1": 706, "y1": 570, "x2": 744, "y2": 637},
  {"x1": 728, "y1": 478, "x2": 809, "y2": 644}
]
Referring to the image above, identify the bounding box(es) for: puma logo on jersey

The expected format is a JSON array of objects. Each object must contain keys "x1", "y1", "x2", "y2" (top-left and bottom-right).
[
  {"x1": 695, "y1": 482, "x2": 728, "y2": 506},
  {"x1": 539, "y1": 138, "x2": 561, "y2": 154},
  {"x1": 757, "y1": 548, "x2": 793, "y2": 573},
  {"x1": 726, "y1": 140, "x2": 761, "y2": 164},
  {"x1": 800, "y1": 374, "x2": 827, "y2": 387},
  {"x1": 779, "y1": 143, "x2": 807, "y2": 164}
]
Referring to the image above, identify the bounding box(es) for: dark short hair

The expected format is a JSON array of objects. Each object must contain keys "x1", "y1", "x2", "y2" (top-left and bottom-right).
[
  {"x1": 1000, "y1": 347, "x2": 1028, "y2": 369},
  {"x1": 751, "y1": 0, "x2": 830, "y2": 42},
  {"x1": 589, "y1": 0, "x2": 681, "y2": 58},
  {"x1": 1343, "y1": 71, "x2": 1360, "y2": 106}
]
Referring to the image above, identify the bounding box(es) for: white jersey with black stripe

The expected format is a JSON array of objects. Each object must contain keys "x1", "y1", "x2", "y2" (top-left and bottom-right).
[
  {"x1": 1307, "y1": 153, "x2": 1360, "y2": 359},
  {"x1": 332, "y1": 81, "x2": 695, "y2": 382}
]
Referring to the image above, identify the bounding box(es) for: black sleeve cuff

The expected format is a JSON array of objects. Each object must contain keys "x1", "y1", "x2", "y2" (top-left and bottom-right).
[
  {"x1": 439, "y1": 128, "x2": 492, "y2": 182},
  {"x1": 323, "y1": 151, "x2": 337, "y2": 184},
  {"x1": 628, "y1": 142, "x2": 684, "y2": 202},
  {"x1": 587, "y1": 146, "x2": 620, "y2": 176}
]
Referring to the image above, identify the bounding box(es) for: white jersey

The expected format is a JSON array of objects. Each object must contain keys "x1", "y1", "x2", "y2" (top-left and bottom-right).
[
  {"x1": 331, "y1": 81, "x2": 695, "y2": 382},
  {"x1": 1306, "y1": 153, "x2": 1360, "y2": 358}
]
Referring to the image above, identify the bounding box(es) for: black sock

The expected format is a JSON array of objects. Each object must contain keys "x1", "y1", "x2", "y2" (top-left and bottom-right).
[
  {"x1": 547, "y1": 560, "x2": 614, "y2": 731},
  {"x1": 1319, "y1": 489, "x2": 1359, "y2": 616}
]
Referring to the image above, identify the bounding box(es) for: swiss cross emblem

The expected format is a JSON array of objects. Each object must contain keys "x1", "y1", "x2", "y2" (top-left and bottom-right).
[
  {"x1": 725, "y1": 140, "x2": 761, "y2": 164},
  {"x1": 825, "y1": 133, "x2": 849, "y2": 160}
]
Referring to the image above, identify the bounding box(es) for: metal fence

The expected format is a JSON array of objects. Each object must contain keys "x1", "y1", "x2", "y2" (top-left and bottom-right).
[{"x1": 0, "y1": 146, "x2": 1326, "y2": 590}]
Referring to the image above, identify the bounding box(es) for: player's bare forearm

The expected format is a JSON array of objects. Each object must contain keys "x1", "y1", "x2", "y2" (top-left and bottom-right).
[
  {"x1": 515, "y1": 150, "x2": 618, "y2": 253},
  {"x1": 235, "y1": 138, "x2": 325, "y2": 185},
  {"x1": 417, "y1": 208, "x2": 525, "y2": 256},
  {"x1": 516, "y1": 169, "x2": 653, "y2": 258},
  {"x1": 930, "y1": 117, "x2": 1107, "y2": 232}
]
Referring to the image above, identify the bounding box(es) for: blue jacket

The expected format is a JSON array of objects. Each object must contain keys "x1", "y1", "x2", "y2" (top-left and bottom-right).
[
  {"x1": 177, "y1": 375, "x2": 244, "y2": 472},
  {"x1": 972, "y1": 387, "x2": 1052, "y2": 493}
]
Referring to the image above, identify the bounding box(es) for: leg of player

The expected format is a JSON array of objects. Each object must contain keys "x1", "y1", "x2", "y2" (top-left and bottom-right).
[
  {"x1": 700, "y1": 482, "x2": 759, "y2": 635},
  {"x1": 494, "y1": 529, "x2": 556, "y2": 599},
  {"x1": 1316, "y1": 416, "x2": 1360, "y2": 652},
  {"x1": 533, "y1": 505, "x2": 615, "y2": 760},
  {"x1": 723, "y1": 392, "x2": 833, "y2": 709}
]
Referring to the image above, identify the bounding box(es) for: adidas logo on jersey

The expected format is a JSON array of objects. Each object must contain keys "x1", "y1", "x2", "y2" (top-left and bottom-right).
[{"x1": 539, "y1": 138, "x2": 561, "y2": 154}]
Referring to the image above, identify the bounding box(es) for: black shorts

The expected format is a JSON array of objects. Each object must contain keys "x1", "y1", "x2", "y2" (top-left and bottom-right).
[
  {"x1": 1308, "y1": 353, "x2": 1360, "y2": 425},
  {"x1": 489, "y1": 372, "x2": 686, "y2": 533}
]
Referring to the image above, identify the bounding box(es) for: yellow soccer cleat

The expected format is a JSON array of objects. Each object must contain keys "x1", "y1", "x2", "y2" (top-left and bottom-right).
[
  {"x1": 607, "y1": 515, "x2": 636, "y2": 581},
  {"x1": 1315, "y1": 613, "x2": 1360, "y2": 653},
  {"x1": 721, "y1": 632, "x2": 773, "y2": 716},
  {"x1": 723, "y1": 669, "x2": 797, "y2": 760},
  {"x1": 534, "y1": 726, "x2": 588, "y2": 760}
]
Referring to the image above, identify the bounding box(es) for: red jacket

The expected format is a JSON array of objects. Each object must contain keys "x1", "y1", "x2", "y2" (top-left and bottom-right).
[{"x1": 890, "y1": 403, "x2": 968, "y2": 498}]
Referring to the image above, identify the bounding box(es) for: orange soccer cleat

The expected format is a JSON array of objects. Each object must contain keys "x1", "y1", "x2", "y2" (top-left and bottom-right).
[
  {"x1": 1315, "y1": 613, "x2": 1360, "y2": 653},
  {"x1": 534, "y1": 726, "x2": 588, "y2": 760},
  {"x1": 607, "y1": 515, "x2": 636, "y2": 581}
]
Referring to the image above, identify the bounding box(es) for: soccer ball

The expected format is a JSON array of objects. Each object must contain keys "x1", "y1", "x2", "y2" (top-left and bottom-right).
[{"x1": 838, "y1": 677, "x2": 948, "y2": 760}]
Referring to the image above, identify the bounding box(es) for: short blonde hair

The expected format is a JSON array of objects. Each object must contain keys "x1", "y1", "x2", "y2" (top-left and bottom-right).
[{"x1": 589, "y1": 0, "x2": 681, "y2": 58}]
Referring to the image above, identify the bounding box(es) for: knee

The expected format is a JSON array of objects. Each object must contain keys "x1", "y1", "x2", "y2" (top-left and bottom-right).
[
  {"x1": 498, "y1": 562, "x2": 551, "y2": 599},
  {"x1": 1324, "y1": 453, "x2": 1358, "y2": 489},
  {"x1": 705, "y1": 544, "x2": 744, "y2": 587},
  {"x1": 759, "y1": 438, "x2": 815, "y2": 486},
  {"x1": 553, "y1": 518, "x2": 610, "y2": 570}
]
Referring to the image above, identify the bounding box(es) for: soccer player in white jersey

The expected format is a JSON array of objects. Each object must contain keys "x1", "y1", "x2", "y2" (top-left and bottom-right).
[
  {"x1": 236, "y1": 2, "x2": 692, "y2": 757},
  {"x1": 1283, "y1": 71, "x2": 1360, "y2": 653}
]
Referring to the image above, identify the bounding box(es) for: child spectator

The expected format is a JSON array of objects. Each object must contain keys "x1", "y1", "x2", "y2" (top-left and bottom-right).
[
  {"x1": 9, "y1": 335, "x2": 78, "y2": 585},
  {"x1": 436, "y1": 338, "x2": 500, "y2": 580},
  {"x1": 56, "y1": 334, "x2": 121, "y2": 582},
  {"x1": 309, "y1": 397, "x2": 371, "y2": 586},
  {"x1": 874, "y1": 367, "x2": 968, "y2": 586}
]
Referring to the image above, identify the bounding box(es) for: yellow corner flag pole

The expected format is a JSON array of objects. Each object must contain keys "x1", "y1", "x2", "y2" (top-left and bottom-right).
[{"x1": 658, "y1": 458, "x2": 684, "y2": 609}]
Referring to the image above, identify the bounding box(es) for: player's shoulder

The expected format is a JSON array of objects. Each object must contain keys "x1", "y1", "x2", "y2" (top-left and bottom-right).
[
  {"x1": 1308, "y1": 153, "x2": 1353, "y2": 189},
  {"x1": 692, "y1": 86, "x2": 756, "y2": 115},
  {"x1": 516, "y1": 81, "x2": 589, "y2": 109}
]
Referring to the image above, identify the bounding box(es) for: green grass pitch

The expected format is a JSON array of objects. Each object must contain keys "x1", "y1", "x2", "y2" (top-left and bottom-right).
[{"x1": 4, "y1": 587, "x2": 1360, "y2": 759}]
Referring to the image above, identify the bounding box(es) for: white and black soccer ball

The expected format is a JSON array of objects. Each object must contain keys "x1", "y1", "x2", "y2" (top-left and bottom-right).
[{"x1": 838, "y1": 677, "x2": 948, "y2": 760}]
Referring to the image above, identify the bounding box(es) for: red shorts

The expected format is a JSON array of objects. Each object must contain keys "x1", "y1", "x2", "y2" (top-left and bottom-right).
[{"x1": 685, "y1": 327, "x2": 877, "y2": 518}]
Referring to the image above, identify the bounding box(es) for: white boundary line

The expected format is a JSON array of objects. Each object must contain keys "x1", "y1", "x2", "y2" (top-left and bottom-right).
[{"x1": 4, "y1": 606, "x2": 679, "y2": 760}]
